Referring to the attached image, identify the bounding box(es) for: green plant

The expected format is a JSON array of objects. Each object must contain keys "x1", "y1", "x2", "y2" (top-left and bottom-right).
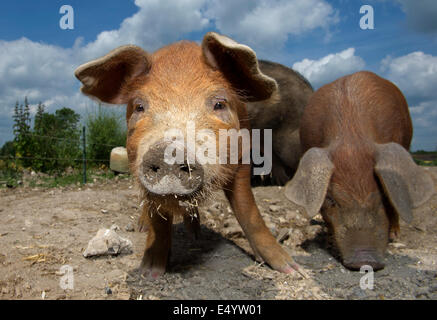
[
  {"x1": 12, "y1": 98, "x2": 32, "y2": 168},
  {"x1": 414, "y1": 159, "x2": 437, "y2": 167},
  {"x1": 9, "y1": 98, "x2": 82, "y2": 173},
  {"x1": 32, "y1": 106, "x2": 82, "y2": 172},
  {"x1": 86, "y1": 105, "x2": 126, "y2": 166},
  {"x1": 26, "y1": 168, "x2": 123, "y2": 188}
]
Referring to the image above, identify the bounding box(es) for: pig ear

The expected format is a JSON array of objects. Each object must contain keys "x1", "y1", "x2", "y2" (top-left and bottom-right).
[
  {"x1": 284, "y1": 148, "x2": 334, "y2": 218},
  {"x1": 374, "y1": 142, "x2": 434, "y2": 223},
  {"x1": 74, "y1": 45, "x2": 151, "y2": 104},
  {"x1": 202, "y1": 32, "x2": 278, "y2": 102}
]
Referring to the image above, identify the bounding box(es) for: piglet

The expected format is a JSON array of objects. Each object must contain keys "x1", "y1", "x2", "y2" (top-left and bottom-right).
[
  {"x1": 285, "y1": 71, "x2": 434, "y2": 270},
  {"x1": 75, "y1": 32, "x2": 299, "y2": 278}
]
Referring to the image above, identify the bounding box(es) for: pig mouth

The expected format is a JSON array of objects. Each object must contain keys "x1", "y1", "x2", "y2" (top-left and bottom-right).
[
  {"x1": 342, "y1": 249, "x2": 385, "y2": 271},
  {"x1": 139, "y1": 162, "x2": 205, "y2": 198},
  {"x1": 137, "y1": 141, "x2": 206, "y2": 198},
  {"x1": 140, "y1": 173, "x2": 204, "y2": 197}
]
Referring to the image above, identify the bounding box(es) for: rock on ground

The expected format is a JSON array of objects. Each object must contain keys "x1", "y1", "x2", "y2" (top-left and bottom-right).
[{"x1": 83, "y1": 228, "x2": 132, "y2": 257}]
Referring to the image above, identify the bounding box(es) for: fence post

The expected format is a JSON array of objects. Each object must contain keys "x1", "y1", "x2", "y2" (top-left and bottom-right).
[{"x1": 82, "y1": 126, "x2": 87, "y2": 184}]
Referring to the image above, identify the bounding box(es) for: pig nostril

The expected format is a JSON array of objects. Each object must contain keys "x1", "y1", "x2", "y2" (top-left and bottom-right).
[
  {"x1": 179, "y1": 164, "x2": 194, "y2": 173},
  {"x1": 150, "y1": 165, "x2": 160, "y2": 173},
  {"x1": 343, "y1": 249, "x2": 385, "y2": 271}
]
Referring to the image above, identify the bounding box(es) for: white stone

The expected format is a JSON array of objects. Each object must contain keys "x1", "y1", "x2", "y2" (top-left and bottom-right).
[{"x1": 83, "y1": 228, "x2": 132, "y2": 257}]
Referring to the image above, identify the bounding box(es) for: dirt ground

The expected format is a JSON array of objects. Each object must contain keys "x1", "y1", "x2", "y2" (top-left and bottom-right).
[{"x1": 0, "y1": 167, "x2": 436, "y2": 300}]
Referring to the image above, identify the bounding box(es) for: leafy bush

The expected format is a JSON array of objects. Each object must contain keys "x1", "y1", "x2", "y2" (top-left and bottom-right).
[
  {"x1": 1, "y1": 99, "x2": 129, "y2": 187},
  {"x1": 86, "y1": 106, "x2": 127, "y2": 166},
  {"x1": 32, "y1": 106, "x2": 82, "y2": 172},
  {"x1": 4, "y1": 98, "x2": 82, "y2": 173}
]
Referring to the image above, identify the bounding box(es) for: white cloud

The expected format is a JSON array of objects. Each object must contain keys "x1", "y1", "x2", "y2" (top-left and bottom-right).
[
  {"x1": 410, "y1": 100, "x2": 437, "y2": 126},
  {"x1": 408, "y1": 100, "x2": 437, "y2": 151},
  {"x1": 205, "y1": 0, "x2": 338, "y2": 48},
  {"x1": 291, "y1": 48, "x2": 437, "y2": 150},
  {"x1": 0, "y1": 0, "x2": 214, "y2": 145},
  {"x1": 78, "y1": 0, "x2": 339, "y2": 60},
  {"x1": 0, "y1": 38, "x2": 80, "y2": 113},
  {"x1": 0, "y1": 0, "x2": 342, "y2": 147},
  {"x1": 292, "y1": 48, "x2": 365, "y2": 88},
  {"x1": 80, "y1": 0, "x2": 210, "y2": 60},
  {"x1": 381, "y1": 51, "x2": 437, "y2": 150},
  {"x1": 381, "y1": 51, "x2": 437, "y2": 100}
]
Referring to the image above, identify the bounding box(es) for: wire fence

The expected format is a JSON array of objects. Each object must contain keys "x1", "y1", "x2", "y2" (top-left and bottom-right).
[
  {"x1": 19, "y1": 132, "x2": 121, "y2": 148},
  {"x1": 0, "y1": 126, "x2": 126, "y2": 184},
  {"x1": 0, "y1": 155, "x2": 111, "y2": 162}
]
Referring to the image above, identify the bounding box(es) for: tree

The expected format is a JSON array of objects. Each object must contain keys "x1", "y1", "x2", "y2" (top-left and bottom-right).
[
  {"x1": 11, "y1": 98, "x2": 82, "y2": 172},
  {"x1": 0, "y1": 141, "x2": 15, "y2": 158},
  {"x1": 12, "y1": 101, "x2": 20, "y2": 137},
  {"x1": 34, "y1": 102, "x2": 45, "y2": 133},
  {"x1": 55, "y1": 108, "x2": 81, "y2": 135},
  {"x1": 53, "y1": 107, "x2": 81, "y2": 170},
  {"x1": 86, "y1": 106, "x2": 126, "y2": 166},
  {"x1": 32, "y1": 107, "x2": 81, "y2": 172},
  {"x1": 0, "y1": 140, "x2": 19, "y2": 185},
  {"x1": 12, "y1": 97, "x2": 33, "y2": 168}
]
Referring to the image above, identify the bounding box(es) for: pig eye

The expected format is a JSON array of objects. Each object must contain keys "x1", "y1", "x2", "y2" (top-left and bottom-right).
[
  {"x1": 209, "y1": 96, "x2": 231, "y2": 122},
  {"x1": 135, "y1": 103, "x2": 144, "y2": 112},
  {"x1": 213, "y1": 98, "x2": 228, "y2": 111},
  {"x1": 214, "y1": 102, "x2": 226, "y2": 110},
  {"x1": 132, "y1": 98, "x2": 147, "y2": 113}
]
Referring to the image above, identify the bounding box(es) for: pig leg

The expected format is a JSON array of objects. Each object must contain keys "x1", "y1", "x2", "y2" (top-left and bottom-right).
[
  {"x1": 389, "y1": 214, "x2": 400, "y2": 241},
  {"x1": 137, "y1": 209, "x2": 149, "y2": 232},
  {"x1": 183, "y1": 208, "x2": 201, "y2": 240},
  {"x1": 224, "y1": 164, "x2": 301, "y2": 274},
  {"x1": 386, "y1": 203, "x2": 400, "y2": 241},
  {"x1": 139, "y1": 207, "x2": 173, "y2": 278},
  {"x1": 271, "y1": 151, "x2": 292, "y2": 186}
]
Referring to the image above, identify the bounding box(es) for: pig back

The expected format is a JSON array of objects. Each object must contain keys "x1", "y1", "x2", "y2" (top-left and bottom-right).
[
  {"x1": 300, "y1": 71, "x2": 413, "y2": 152},
  {"x1": 247, "y1": 60, "x2": 314, "y2": 183}
]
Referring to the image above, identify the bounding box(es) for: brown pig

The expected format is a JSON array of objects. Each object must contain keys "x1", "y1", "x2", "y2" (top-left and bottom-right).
[
  {"x1": 284, "y1": 71, "x2": 434, "y2": 270},
  {"x1": 75, "y1": 32, "x2": 299, "y2": 278},
  {"x1": 248, "y1": 61, "x2": 314, "y2": 185}
]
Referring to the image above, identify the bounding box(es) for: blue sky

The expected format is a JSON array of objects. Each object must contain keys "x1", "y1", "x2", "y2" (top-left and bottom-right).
[{"x1": 0, "y1": 0, "x2": 436, "y2": 150}]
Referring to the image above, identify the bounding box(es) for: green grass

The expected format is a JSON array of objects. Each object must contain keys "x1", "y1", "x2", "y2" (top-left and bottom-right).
[
  {"x1": 414, "y1": 159, "x2": 437, "y2": 167},
  {"x1": 1, "y1": 168, "x2": 129, "y2": 189},
  {"x1": 412, "y1": 150, "x2": 437, "y2": 155},
  {"x1": 0, "y1": 169, "x2": 22, "y2": 188},
  {"x1": 412, "y1": 151, "x2": 437, "y2": 167},
  {"x1": 28, "y1": 169, "x2": 124, "y2": 188}
]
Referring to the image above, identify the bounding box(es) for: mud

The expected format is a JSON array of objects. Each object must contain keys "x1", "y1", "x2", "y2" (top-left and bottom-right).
[{"x1": 0, "y1": 167, "x2": 436, "y2": 300}]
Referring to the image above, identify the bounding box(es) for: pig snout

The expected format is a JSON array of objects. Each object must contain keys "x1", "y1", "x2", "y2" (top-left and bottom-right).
[
  {"x1": 140, "y1": 142, "x2": 204, "y2": 196},
  {"x1": 343, "y1": 249, "x2": 385, "y2": 271}
]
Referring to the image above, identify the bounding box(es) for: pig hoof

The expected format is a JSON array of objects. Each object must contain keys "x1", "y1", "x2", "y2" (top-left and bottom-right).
[
  {"x1": 389, "y1": 229, "x2": 399, "y2": 242},
  {"x1": 139, "y1": 262, "x2": 166, "y2": 279},
  {"x1": 265, "y1": 248, "x2": 308, "y2": 278},
  {"x1": 139, "y1": 252, "x2": 168, "y2": 279},
  {"x1": 278, "y1": 260, "x2": 308, "y2": 278}
]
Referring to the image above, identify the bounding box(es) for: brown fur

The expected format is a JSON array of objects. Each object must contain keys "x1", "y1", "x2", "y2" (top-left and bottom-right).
[
  {"x1": 300, "y1": 71, "x2": 413, "y2": 269},
  {"x1": 248, "y1": 60, "x2": 314, "y2": 185},
  {"x1": 75, "y1": 33, "x2": 300, "y2": 277}
]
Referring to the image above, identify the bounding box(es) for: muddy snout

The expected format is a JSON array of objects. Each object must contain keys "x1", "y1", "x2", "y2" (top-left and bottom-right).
[
  {"x1": 140, "y1": 142, "x2": 204, "y2": 196},
  {"x1": 343, "y1": 249, "x2": 385, "y2": 271}
]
